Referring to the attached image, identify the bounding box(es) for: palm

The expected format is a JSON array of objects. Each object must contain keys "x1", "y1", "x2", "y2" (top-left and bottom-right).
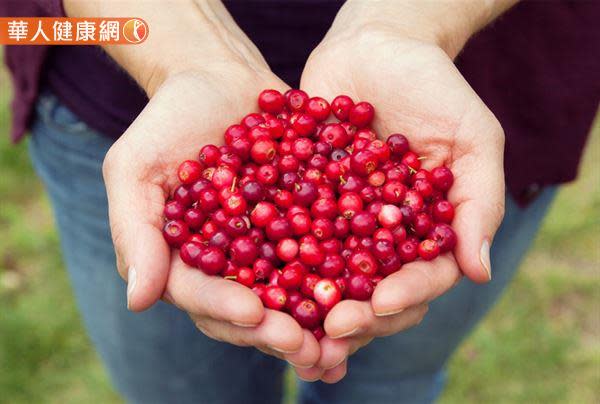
[{"x1": 297, "y1": 35, "x2": 505, "y2": 381}]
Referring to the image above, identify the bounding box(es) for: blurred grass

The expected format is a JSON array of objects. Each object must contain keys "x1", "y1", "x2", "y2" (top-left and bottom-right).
[{"x1": 1, "y1": 57, "x2": 598, "y2": 403}]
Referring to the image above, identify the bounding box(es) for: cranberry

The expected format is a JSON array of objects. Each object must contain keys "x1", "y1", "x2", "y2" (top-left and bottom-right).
[
  {"x1": 173, "y1": 185, "x2": 193, "y2": 207},
  {"x1": 311, "y1": 218, "x2": 334, "y2": 241},
  {"x1": 241, "y1": 112, "x2": 265, "y2": 129},
  {"x1": 274, "y1": 189, "x2": 294, "y2": 208},
  {"x1": 179, "y1": 241, "x2": 204, "y2": 267},
  {"x1": 419, "y1": 239, "x2": 440, "y2": 261},
  {"x1": 314, "y1": 279, "x2": 342, "y2": 312},
  {"x1": 253, "y1": 258, "x2": 275, "y2": 280},
  {"x1": 225, "y1": 216, "x2": 249, "y2": 237},
  {"x1": 224, "y1": 124, "x2": 248, "y2": 145},
  {"x1": 199, "y1": 144, "x2": 221, "y2": 166},
  {"x1": 293, "y1": 181, "x2": 318, "y2": 206},
  {"x1": 373, "y1": 228, "x2": 394, "y2": 242},
  {"x1": 331, "y1": 95, "x2": 354, "y2": 121},
  {"x1": 379, "y1": 254, "x2": 402, "y2": 276},
  {"x1": 164, "y1": 200, "x2": 185, "y2": 220},
  {"x1": 305, "y1": 97, "x2": 331, "y2": 121},
  {"x1": 414, "y1": 179, "x2": 434, "y2": 199},
  {"x1": 258, "y1": 89, "x2": 285, "y2": 114},
  {"x1": 427, "y1": 223, "x2": 457, "y2": 253},
  {"x1": 373, "y1": 239, "x2": 396, "y2": 261},
  {"x1": 247, "y1": 227, "x2": 264, "y2": 244},
  {"x1": 314, "y1": 141, "x2": 332, "y2": 156},
  {"x1": 230, "y1": 236, "x2": 258, "y2": 266},
  {"x1": 348, "y1": 250, "x2": 378, "y2": 277},
  {"x1": 276, "y1": 238, "x2": 299, "y2": 262},
  {"x1": 256, "y1": 164, "x2": 279, "y2": 186},
  {"x1": 251, "y1": 137, "x2": 277, "y2": 164},
  {"x1": 263, "y1": 286, "x2": 288, "y2": 310},
  {"x1": 286, "y1": 290, "x2": 303, "y2": 312},
  {"x1": 319, "y1": 123, "x2": 349, "y2": 148},
  {"x1": 278, "y1": 154, "x2": 300, "y2": 173},
  {"x1": 333, "y1": 216, "x2": 350, "y2": 238},
  {"x1": 236, "y1": 267, "x2": 256, "y2": 287},
  {"x1": 266, "y1": 217, "x2": 292, "y2": 241},
  {"x1": 250, "y1": 201, "x2": 278, "y2": 227},
  {"x1": 284, "y1": 89, "x2": 309, "y2": 112},
  {"x1": 311, "y1": 198, "x2": 338, "y2": 219},
  {"x1": 252, "y1": 283, "x2": 266, "y2": 300},
  {"x1": 197, "y1": 246, "x2": 226, "y2": 275},
  {"x1": 299, "y1": 240, "x2": 325, "y2": 267},
  {"x1": 432, "y1": 200, "x2": 455, "y2": 223},
  {"x1": 338, "y1": 174, "x2": 365, "y2": 194},
  {"x1": 348, "y1": 101, "x2": 374, "y2": 128},
  {"x1": 318, "y1": 255, "x2": 345, "y2": 278},
  {"x1": 398, "y1": 239, "x2": 419, "y2": 263},
  {"x1": 431, "y1": 166, "x2": 454, "y2": 191},
  {"x1": 163, "y1": 220, "x2": 190, "y2": 247},
  {"x1": 308, "y1": 154, "x2": 328, "y2": 171},
  {"x1": 211, "y1": 166, "x2": 235, "y2": 189},
  {"x1": 312, "y1": 326, "x2": 326, "y2": 341},
  {"x1": 346, "y1": 274, "x2": 374, "y2": 300},
  {"x1": 403, "y1": 190, "x2": 424, "y2": 212},
  {"x1": 386, "y1": 134, "x2": 409, "y2": 157},
  {"x1": 291, "y1": 113, "x2": 317, "y2": 136},
  {"x1": 376, "y1": 204, "x2": 401, "y2": 229},
  {"x1": 292, "y1": 299, "x2": 321, "y2": 329},
  {"x1": 184, "y1": 207, "x2": 206, "y2": 229},
  {"x1": 241, "y1": 181, "x2": 264, "y2": 204},
  {"x1": 177, "y1": 160, "x2": 203, "y2": 185},
  {"x1": 368, "y1": 171, "x2": 386, "y2": 187},
  {"x1": 223, "y1": 193, "x2": 247, "y2": 216},
  {"x1": 292, "y1": 137, "x2": 315, "y2": 161},
  {"x1": 412, "y1": 212, "x2": 432, "y2": 237},
  {"x1": 278, "y1": 264, "x2": 303, "y2": 289},
  {"x1": 401, "y1": 151, "x2": 421, "y2": 171},
  {"x1": 391, "y1": 225, "x2": 408, "y2": 244},
  {"x1": 320, "y1": 238, "x2": 342, "y2": 255},
  {"x1": 382, "y1": 181, "x2": 407, "y2": 203},
  {"x1": 350, "y1": 211, "x2": 377, "y2": 236}
]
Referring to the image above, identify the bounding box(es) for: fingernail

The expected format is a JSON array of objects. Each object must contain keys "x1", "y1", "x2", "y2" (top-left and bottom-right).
[
  {"x1": 126, "y1": 266, "x2": 137, "y2": 310},
  {"x1": 331, "y1": 327, "x2": 360, "y2": 339},
  {"x1": 287, "y1": 360, "x2": 312, "y2": 369},
  {"x1": 480, "y1": 240, "x2": 492, "y2": 281},
  {"x1": 374, "y1": 308, "x2": 404, "y2": 317},
  {"x1": 231, "y1": 321, "x2": 258, "y2": 328},
  {"x1": 268, "y1": 345, "x2": 298, "y2": 354}
]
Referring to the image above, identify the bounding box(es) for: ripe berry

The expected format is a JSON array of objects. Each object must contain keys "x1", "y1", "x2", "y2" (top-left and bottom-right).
[
  {"x1": 311, "y1": 198, "x2": 338, "y2": 219},
  {"x1": 387, "y1": 134, "x2": 409, "y2": 157},
  {"x1": 431, "y1": 166, "x2": 454, "y2": 192},
  {"x1": 290, "y1": 212, "x2": 312, "y2": 235},
  {"x1": 253, "y1": 258, "x2": 275, "y2": 280},
  {"x1": 427, "y1": 223, "x2": 457, "y2": 253},
  {"x1": 251, "y1": 137, "x2": 277, "y2": 164},
  {"x1": 258, "y1": 89, "x2": 285, "y2": 114},
  {"x1": 331, "y1": 95, "x2": 354, "y2": 121},
  {"x1": 346, "y1": 274, "x2": 374, "y2": 300},
  {"x1": 313, "y1": 279, "x2": 342, "y2": 312},
  {"x1": 311, "y1": 218, "x2": 334, "y2": 240},
  {"x1": 179, "y1": 241, "x2": 204, "y2": 267},
  {"x1": 293, "y1": 181, "x2": 319, "y2": 206},
  {"x1": 199, "y1": 145, "x2": 221, "y2": 166},
  {"x1": 299, "y1": 239, "x2": 325, "y2": 267},
  {"x1": 256, "y1": 164, "x2": 278, "y2": 186},
  {"x1": 412, "y1": 212, "x2": 432, "y2": 237},
  {"x1": 212, "y1": 166, "x2": 235, "y2": 189},
  {"x1": 373, "y1": 239, "x2": 395, "y2": 260},
  {"x1": 164, "y1": 200, "x2": 185, "y2": 220},
  {"x1": 377, "y1": 204, "x2": 403, "y2": 229},
  {"x1": 348, "y1": 250, "x2": 378, "y2": 277},
  {"x1": 398, "y1": 239, "x2": 419, "y2": 263},
  {"x1": 382, "y1": 181, "x2": 407, "y2": 203},
  {"x1": 432, "y1": 200, "x2": 455, "y2": 223},
  {"x1": 241, "y1": 112, "x2": 265, "y2": 128},
  {"x1": 241, "y1": 181, "x2": 264, "y2": 204},
  {"x1": 338, "y1": 192, "x2": 363, "y2": 218},
  {"x1": 305, "y1": 97, "x2": 331, "y2": 122},
  {"x1": 291, "y1": 113, "x2": 317, "y2": 136},
  {"x1": 230, "y1": 236, "x2": 259, "y2": 266},
  {"x1": 292, "y1": 299, "x2": 321, "y2": 328},
  {"x1": 163, "y1": 220, "x2": 190, "y2": 247},
  {"x1": 418, "y1": 239, "x2": 440, "y2": 261},
  {"x1": 266, "y1": 217, "x2": 292, "y2": 241},
  {"x1": 350, "y1": 150, "x2": 378, "y2": 176},
  {"x1": 401, "y1": 151, "x2": 421, "y2": 171},
  {"x1": 284, "y1": 89, "x2": 309, "y2": 112},
  {"x1": 263, "y1": 286, "x2": 288, "y2": 310},
  {"x1": 348, "y1": 101, "x2": 375, "y2": 127},
  {"x1": 318, "y1": 254, "x2": 345, "y2": 278},
  {"x1": 250, "y1": 201, "x2": 278, "y2": 227},
  {"x1": 276, "y1": 238, "x2": 299, "y2": 262},
  {"x1": 235, "y1": 267, "x2": 256, "y2": 287},
  {"x1": 184, "y1": 207, "x2": 206, "y2": 229},
  {"x1": 197, "y1": 246, "x2": 226, "y2": 275},
  {"x1": 278, "y1": 264, "x2": 303, "y2": 290},
  {"x1": 350, "y1": 211, "x2": 377, "y2": 236},
  {"x1": 292, "y1": 137, "x2": 315, "y2": 160},
  {"x1": 177, "y1": 160, "x2": 203, "y2": 185}
]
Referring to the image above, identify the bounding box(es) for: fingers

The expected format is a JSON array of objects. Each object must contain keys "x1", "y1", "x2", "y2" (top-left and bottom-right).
[
  {"x1": 192, "y1": 309, "x2": 304, "y2": 354},
  {"x1": 284, "y1": 329, "x2": 321, "y2": 368},
  {"x1": 103, "y1": 143, "x2": 170, "y2": 312},
  {"x1": 320, "y1": 360, "x2": 348, "y2": 384},
  {"x1": 294, "y1": 366, "x2": 324, "y2": 382},
  {"x1": 450, "y1": 111, "x2": 505, "y2": 283},
  {"x1": 371, "y1": 254, "x2": 460, "y2": 316},
  {"x1": 324, "y1": 300, "x2": 429, "y2": 340},
  {"x1": 166, "y1": 255, "x2": 264, "y2": 326}
]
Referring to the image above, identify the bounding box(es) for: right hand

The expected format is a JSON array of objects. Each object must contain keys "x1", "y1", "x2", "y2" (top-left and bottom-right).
[{"x1": 102, "y1": 64, "x2": 320, "y2": 368}]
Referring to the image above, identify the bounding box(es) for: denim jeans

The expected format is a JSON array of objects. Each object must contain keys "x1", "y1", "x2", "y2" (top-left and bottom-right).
[{"x1": 28, "y1": 93, "x2": 557, "y2": 404}]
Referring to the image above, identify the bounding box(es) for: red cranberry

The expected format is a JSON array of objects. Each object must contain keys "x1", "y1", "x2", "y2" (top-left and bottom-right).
[
  {"x1": 241, "y1": 181, "x2": 264, "y2": 204},
  {"x1": 223, "y1": 193, "x2": 247, "y2": 216},
  {"x1": 224, "y1": 124, "x2": 248, "y2": 145},
  {"x1": 386, "y1": 134, "x2": 409, "y2": 157},
  {"x1": 392, "y1": 225, "x2": 408, "y2": 244},
  {"x1": 258, "y1": 89, "x2": 285, "y2": 114},
  {"x1": 299, "y1": 240, "x2": 325, "y2": 267},
  {"x1": 164, "y1": 200, "x2": 185, "y2": 220},
  {"x1": 317, "y1": 184, "x2": 336, "y2": 200},
  {"x1": 398, "y1": 239, "x2": 419, "y2": 263},
  {"x1": 253, "y1": 258, "x2": 275, "y2": 280},
  {"x1": 346, "y1": 274, "x2": 374, "y2": 300},
  {"x1": 379, "y1": 254, "x2": 402, "y2": 276},
  {"x1": 286, "y1": 290, "x2": 303, "y2": 312},
  {"x1": 313, "y1": 279, "x2": 342, "y2": 312},
  {"x1": 211, "y1": 166, "x2": 235, "y2": 189},
  {"x1": 432, "y1": 200, "x2": 455, "y2": 223},
  {"x1": 289, "y1": 212, "x2": 312, "y2": 235},
  {"x1": 319, "y1": 124, "x2": 349, "y2": 148},
  {"x1": 177, "y1": 160, "x2": 203, "y2": 185},
  {"x1": 251, "y1": 137, "x2": 277, "y2": 164},
  {"x1": 201, "y1": 219, "x2": 219, "y2": 239},
  {"x1": 278, "y1": 264, "x2": 303, "y2": 289},
  {"x1": 308, "y1": 154, "x2": 328, "y2": 171},
  {"x1": 427, "y1": 223, "x2": 457, "y2": 253},
  {"x1": 179, "y1": 241, "x2": 204, "y2": 267},
  {"x1": 331, "y1": 95, "x2": 354, "y2": 121},
  {"x1": 418, "y1": 239, "x2": 440, "y2": 261},
  {"x1": 225, "y1": 216, "x2": 249, "y2": 237},
  {"x1": 348, "y1": 250, "x2": 378, "y2": 277},
  {"x1": 199, "y1": 144, "x2": 221, "y2": 167},
  {"x1": 262, "y1": 117, "x2": 285, "y2": 139},
  {"x1": 366, "y1": 140, "x2": 390, "y2": 161},
  {"x1": 163, "y1": 220, "x2": 190, "y2": 247},
  {"x1": 414, "y1": 179, "x2": 434, "y2": 199},
  {"x1": 292, "y1": 137, "x2": 315, "y2": 160},
  {"x1": 292, "y1": 299, "x2": 321, "y2": 329},
  {"x1": 311, "y1": 218, "x2": 334, "y2": 241},
  {"x1": 250, "y1": 201, "x2": 278, "y2": 227},
  {"x1": 333, "y1": 216, "x2": 350, "y2": 238},
  {"x1": 276, "y1": 238, "x2": 299, "y2": 262},
  {"x1": 431, "y1": 166, "x2": 454, "y2": 191},
  {"x1": 382, "y1": 181, "x2": 407, "y2": 204},
  {"x1": 293, "y1": 181, "x2": 318, "y2": 206},
  {"x1": 337, "y1": 192, "x2": 363, "y2": 219},
  {"x1": 291, "y1": 113, "x2": 317, "y2": 136},
  {"x1": 412, "y1": 212, "x2": 432, "y2": 237},
  {"x1": 348, "y1": 101, "x2": 374, "y2": 127},
  {"x1": 173, "y1": 185, "x2": 193, "y2": 207},
  {"x1": 320, "y1": 238, "x2": 342, "y2": 255},
  {"x1": 184, "y1": 207, "x2": 206, "y2": 229},
  {"x1": 305, "y1": 97, "x2": 331, "y2": 121},
  {"x1": 236, "y1": 267, "x2": 256, "y2": 287},
  {"x1": 241, "y1": 112, "x2": 265, "y2": 129},
  {"x1": 266, "y1": 217, "x2": 292, "y2": 241},
  {"x1": 252, "y1": 283, "x2": 266, "y2": 300},
  {"x1": 312, "y1": 326, "x2": 325, "y2": 341},
  {"x1": 338, "y1": 174, "x2": 365, "y2": 194},
  {"x1": 401, "y1": 151, "x2": 421, "y2": 171},
  {"x1": 311, "y1": 198, "x2": 338, "y2": 220},
  {"x1": 318, "y1": 254, "x2": 345, "y2": 278},
  {"x1": 373, "y1": 239, "x2": 396, "y2": 261},
  {"x1": 350, "y1": 211, "x2": 377, "y2": 236},
  {"x1": 263, "y1": 286, "x2": 288, "y2": 310},
  {"x1": 404, "y1": 190, "x2": 424, "y2": 212},
  {"x1": 284, "y1": 89, "x2": 309, "y2": 112},
  {"x1": 256, "y1": 164, "x2": 278, "y2": 186},
  {"x1": 230, "y1": 236, "x2": 259, "y2": 266},
  {"x1": 274, "y1": 189, "x2": 294, "y2": 208},
  {"x1": 278, "y1": 154, "x2": 300, "y2": 173},
  {"x1": 197, "y1": 246, "x2": 226, "y2": 275},
  {"x1": 248, "y1": 126, "x2": 271, "y2": 143},
  {"x1": 373, "y1": 228, "x2": 394, "y2": 242},
  {"x1": 314, "y1": 141, "x2": 332, "y2": 156}
]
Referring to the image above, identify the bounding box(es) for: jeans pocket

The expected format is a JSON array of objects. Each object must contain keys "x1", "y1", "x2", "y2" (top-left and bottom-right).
[{"x1": 36, "y1": 93, "x2": 90, "y2": 135}]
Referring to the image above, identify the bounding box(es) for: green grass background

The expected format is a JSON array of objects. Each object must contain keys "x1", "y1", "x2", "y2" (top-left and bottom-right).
[{"x1": 1, "y1": 61, "x2": 598, "y2": 403}]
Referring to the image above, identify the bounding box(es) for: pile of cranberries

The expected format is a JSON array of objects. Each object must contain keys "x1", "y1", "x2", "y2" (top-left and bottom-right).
[{"x1": 162, "y1": 89, "x2": 457, "y2": 338}]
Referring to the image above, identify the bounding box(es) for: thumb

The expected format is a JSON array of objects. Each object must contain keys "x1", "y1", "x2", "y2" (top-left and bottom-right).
[
  {"x1": 103, "y1": 143, "x2": 170, "y2": 312},
  {"x1": 449, "y1": 118, "x2": 505, "y2": 283}
]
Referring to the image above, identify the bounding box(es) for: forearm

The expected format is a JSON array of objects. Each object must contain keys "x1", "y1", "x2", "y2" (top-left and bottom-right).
[
  {"x1": 63, "y1": 0, "x2": 268, "y2": 96},
  {"x1": 330, "y1": 0, "x2": 518, "y2": 58}
]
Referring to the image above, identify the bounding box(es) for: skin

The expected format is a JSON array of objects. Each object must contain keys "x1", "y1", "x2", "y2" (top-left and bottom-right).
[{"x1": 63, "y1": 0, "x2": 517, "y2": 384}]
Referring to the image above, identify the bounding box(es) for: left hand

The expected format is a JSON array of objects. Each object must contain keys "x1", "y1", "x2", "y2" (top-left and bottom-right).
[{"x1": 294, "y1": 15, "x2": 505, "y2": 383}]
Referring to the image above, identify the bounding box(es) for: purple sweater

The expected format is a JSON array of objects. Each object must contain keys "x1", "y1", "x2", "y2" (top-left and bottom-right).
[{"x1": 2, "y1": 1, "x2": 600, "y2": 205}]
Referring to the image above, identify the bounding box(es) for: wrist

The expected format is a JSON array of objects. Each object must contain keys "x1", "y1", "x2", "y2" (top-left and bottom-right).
[{"x1": 332, "y1": 0, "x2": 516, "y2": 59}]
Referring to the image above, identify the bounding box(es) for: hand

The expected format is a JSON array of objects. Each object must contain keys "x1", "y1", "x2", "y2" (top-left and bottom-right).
[
  {"x1": 102, "y1": 65, "x2": 320, "y2": 368},
  {"x1": 296, "y1": 23, "x2": 505, "y2": 382}
]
